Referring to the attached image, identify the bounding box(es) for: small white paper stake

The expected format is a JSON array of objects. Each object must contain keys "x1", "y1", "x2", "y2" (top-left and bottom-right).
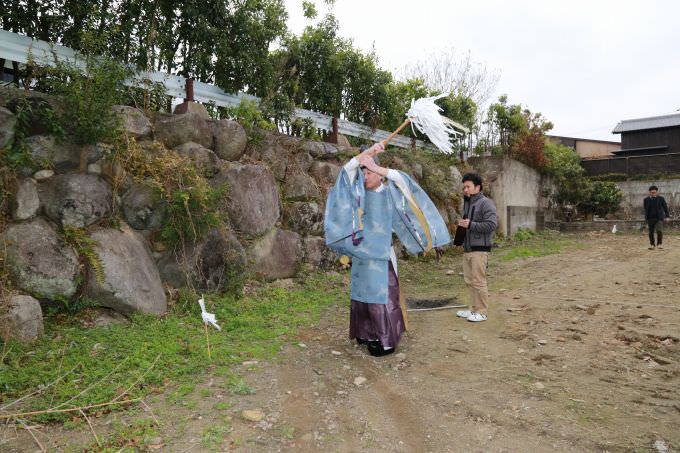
[
  {"x1": 198, "y1": 295, "x2": 220, "y2": 360},
  {"x1": 198, "y1": 295, "x2": 221, "y2": 331}
]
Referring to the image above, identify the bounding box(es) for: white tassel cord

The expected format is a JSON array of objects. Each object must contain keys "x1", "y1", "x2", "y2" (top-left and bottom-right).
[{"x1": 406, "y1": 94, "x2": 461, "y2": 155}]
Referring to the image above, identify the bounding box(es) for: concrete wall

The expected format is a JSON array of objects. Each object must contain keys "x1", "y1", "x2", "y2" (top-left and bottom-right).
[
  {"x1": 547, "y1": 219, "x2": 680, "y2": 232},
  {"x1": 468, "y1": 156, "x2": 551, "y2": 236},
  {"x1": 614, "y1": 179, "x2": 680, "y2": 219}
]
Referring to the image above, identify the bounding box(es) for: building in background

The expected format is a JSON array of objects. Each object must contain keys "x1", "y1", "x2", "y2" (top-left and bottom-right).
[{"x1": 547, "y1": 135, "x2": 620, "y2": 159}]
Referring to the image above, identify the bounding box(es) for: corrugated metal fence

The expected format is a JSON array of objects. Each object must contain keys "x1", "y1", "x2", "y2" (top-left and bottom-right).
[{"x1": 0, "y1": 28, "x2": 468, "y2": 151}]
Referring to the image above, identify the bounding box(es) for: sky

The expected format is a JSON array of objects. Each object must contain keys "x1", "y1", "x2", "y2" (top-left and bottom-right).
[{"x1": 282, "y1": 0, "x2": 680, "y2": 142}]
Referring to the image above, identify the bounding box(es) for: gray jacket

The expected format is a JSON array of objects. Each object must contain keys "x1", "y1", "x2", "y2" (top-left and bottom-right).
[{"x1": 462, "y1": 192, "x2": 498, "y2": 253}]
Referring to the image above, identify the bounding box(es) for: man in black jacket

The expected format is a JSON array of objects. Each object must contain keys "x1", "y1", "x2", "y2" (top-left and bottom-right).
[
  {"x1": 643, "y1": 185, "x2": 670, "y2": 250},
  {"x1": 455, "y1": 172, "x2": 498, "y2": 322}
]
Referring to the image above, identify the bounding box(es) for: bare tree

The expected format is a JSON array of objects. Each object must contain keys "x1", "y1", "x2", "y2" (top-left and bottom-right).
[{"x1": 401, "y1": 47, "x2": 500, "y2": 108}]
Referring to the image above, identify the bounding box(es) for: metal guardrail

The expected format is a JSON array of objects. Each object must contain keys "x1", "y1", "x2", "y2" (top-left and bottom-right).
[{"x1": 0, "y1": 28, "x2": 467, "y2": 151}]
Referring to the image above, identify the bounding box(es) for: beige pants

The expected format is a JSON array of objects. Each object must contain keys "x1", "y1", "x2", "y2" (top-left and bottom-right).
[{"x1": 463, "y1": 252, "x2": 489, "y2": 315}]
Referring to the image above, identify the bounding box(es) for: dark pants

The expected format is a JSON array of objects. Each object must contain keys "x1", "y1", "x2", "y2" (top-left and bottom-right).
[{"x1": 647, "y1": 219, "x2": 663, "y2": 246}]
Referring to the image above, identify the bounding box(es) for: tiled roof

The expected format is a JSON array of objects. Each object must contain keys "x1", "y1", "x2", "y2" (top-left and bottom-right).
[{"x1": 612, "y1": 112, "x2": 680, "y2": 133}]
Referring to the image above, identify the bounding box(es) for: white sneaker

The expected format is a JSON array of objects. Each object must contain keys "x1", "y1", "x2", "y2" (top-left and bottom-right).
[
  {"x1": 456, "y1": 310, "x2": 472, "y2": 318},
  {"x1": 657, "y1": 245, "x2": 664, "y2": 250},
  {"x1": 467, "y1": 312, "x2": 488, "y2": 322}
]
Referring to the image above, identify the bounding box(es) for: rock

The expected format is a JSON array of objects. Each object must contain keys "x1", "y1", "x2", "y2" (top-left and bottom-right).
[
  {"x1": 445, "y1": 270, "x2": 455, "y2": 275},
  {"x1": 0, "y1": 295, "x2": 44, "y2": 342},
  {"x1": 271, "y1": 278, "x2": 295, "y2": 289},
  {"x1": 33, "y1": 169, "x2": 54, "y2": 181},
  {"x1": 25, "y1": 135, "x2": 80, "y2": 170},
  {"x1": 449, "y1": 165, "x2": 462, "y2": 184},
  {"x1": 331, "y1": 350, "x2": 342, "y2": 356},
  {"x1": 87, "y1": 161, "x2": 102, "y2": 174},
  {"x1": 247, "y1": 228, "x2": 301, "y2": 280},
  {"x1": 335, "y1": 134, "x2": 351, "y2": 148},
  {"x1": 39, "y1": 173, "x2": 113, "y2": 227},
  {"x1": 532, "y1": 382, "x2": 545, "y2": 390},
  {"x1": 301, "y1": 140, "x2": 339, "y2": 158},
  {"x1": 290, "y1": 152, "x2": 314, "y2": 172},
  {"x1": 302, "y1": 236, "x2": 337, "y2": 269},
  {"x1": 353, "y1": 376, "x2": 367, "y2": 386},
  {"x1": 78, "y1": 143, "x2": 112, "y2": 168},
  {"x1": 2, "y1": 218, "x2": 79, "y2": 299},
  {"x1": 173, "y1": 101, "x2": 209, "y2": 118},
  {"x1": 120, "y1": 184, "x2": 166, "y2": 230},
  {"x1": 211, "y1": 119, "x2": 247, "y2": 161},
  {"x1": 211, "y1": 163, "x2": 280, "y2": 237},
  {"x1": 157, "y1": 228, "x2": 245, "y2": 293},
  {"x1": 422, "y1": 166, "x2": 459, "y2": 203},
  {"x1": 86, "y1": 225, "x2": 167, "y2": 315},
  {"x1": 112, "y1": 105, "x2": 151, "y2": 138},
  {"x1": 246, "y1": 134, "x2": 290, "y2": 181},
  {"x1": 88, "y1": 307, "x2": 129, "y2": 327},
  {"x1": 538, "y1": 339, "x2": 548, "y2": 345},
  {"x1": 0, "y1": 106, "x2": 16, "y2": 148},
  {"x1": 284, "y1": 201, "x2": 323, "y2": 235},
  {"x1": 411, "y1": 163, "x2": 423, "y2": 180},
  {"x1": 395, "y1": 353, "x2": 407, "y2": 361},
  {"x1": 173, "y1": 142, "x2": 221, "y2": 177},
  {"x1": 154, "y1": 112, "x2": 213, "y2": 149},
  {"x1": 241, "y1": 410, "x2": 264, "y2": 422},
  {"x1": 309, "y1": 161, "x2": 341, "y2": 187},
  {"x1": 284, "y1": 173, "x2": 321, "y2": 201},
  {"x1": 13, "y1": 178, "x2": 39, "y2": 220}
]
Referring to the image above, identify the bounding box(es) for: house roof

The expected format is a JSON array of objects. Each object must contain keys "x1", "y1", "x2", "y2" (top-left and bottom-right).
[
  {"x1": 547, "y1": 134, "x2": 620, "y2": 145},
  {"x1": 612, "y1": 112, "x2": 680, "y2": 133}
]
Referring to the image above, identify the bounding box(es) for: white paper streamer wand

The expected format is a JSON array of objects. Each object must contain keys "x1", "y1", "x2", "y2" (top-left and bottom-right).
[
  {"x1": 380, "y1": 94, "x2": 460, "y2": 154},
  {"x1": 198, "y1": 295, "x2": 221, "y2": 360}
]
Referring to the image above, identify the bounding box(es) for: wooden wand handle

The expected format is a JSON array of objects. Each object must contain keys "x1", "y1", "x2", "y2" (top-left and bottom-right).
[{"x1": 380, "y1": 118, "x2": 411, "y2": 147}]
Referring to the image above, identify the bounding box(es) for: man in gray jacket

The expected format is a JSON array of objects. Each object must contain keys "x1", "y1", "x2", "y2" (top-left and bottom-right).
[{"x1": 455, "y1": 172, "x2": 498, "y2": 322}]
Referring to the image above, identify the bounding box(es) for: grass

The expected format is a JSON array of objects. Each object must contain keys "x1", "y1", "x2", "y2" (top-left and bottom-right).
[
  {"x1": 0, "y1": 272, "x2": 345, "y2": 422},
  {"x1": 495, "y1": 230, "x2": 578, "y2": 262}
]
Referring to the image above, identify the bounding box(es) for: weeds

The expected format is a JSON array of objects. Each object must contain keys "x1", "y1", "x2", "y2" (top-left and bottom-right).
[{"x1": 0, "y1": 273, "x2": 342, "y2": 422}]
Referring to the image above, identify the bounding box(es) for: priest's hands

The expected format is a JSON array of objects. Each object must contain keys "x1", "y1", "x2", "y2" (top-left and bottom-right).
[
  {"x1": 357, "y1": 154, "x2": 381, "y2": 173},
  {"x1": 360, "y1": 142, "x2": 384, "y2": 158}
]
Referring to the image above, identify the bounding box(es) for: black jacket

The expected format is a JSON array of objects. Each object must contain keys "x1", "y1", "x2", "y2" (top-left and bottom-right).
[
  {"x1": 462, "y1": 192, "x2": 498, "y2": 252},
  {"x1": 643, "y1": 195, "x2": 669, "y2": 220}
]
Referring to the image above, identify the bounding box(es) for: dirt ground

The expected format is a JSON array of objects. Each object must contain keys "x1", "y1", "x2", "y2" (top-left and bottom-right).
[{"x1": 3, "y1": 233, "x2": 680, "y2": 452}]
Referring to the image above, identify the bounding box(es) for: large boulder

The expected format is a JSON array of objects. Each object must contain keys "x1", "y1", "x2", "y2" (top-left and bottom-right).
[
  {"x1": 25, "y1": 135, "x2": 80, "y2": 170},
  {"x1": 247, "y1": 228, "x2": 301, "y2": 280},
  {"x1": 157, "y1": 228, "x2": 246, "y2": 293},
  {"x1": 154, "y1": 112, "x2": 213, "y2": 149},
  {"x1": 0, "y1": 106, "x2": 16, "y2": 149},
  {"x1": 302, "y1": 236, "x2": 337, "y2": 270},
  {"x1": 211, "y1": 164, "x2": 280, "y2": 237},
  {"x1": 211, "y1": 119, "x2": 247, "y2": 161},
  {"x1": 112, "y1": 105, "x2": 151, "y2": 138},
  {"x1": 86, "y1": 226, "x2": 167, "y2": 316},
  {"x1": 13, "y1": 178, "x2": 40, "y2": 220},
  {"x1": 284, "y1": 173, "x2": 321, "y2": 202},
  {"x1": 2, "y1": 218, "x2": 79, "y2": 299},
  {"x1": 284, "y1": 201, "x2": 323, "y2": 236},
  {"x1": 174, "y1": 142, "x2": 222, "y2": 177},
  {"x1": 300, "y1": 140, "x2": 340, "y2": 158},
  {"x1": 120, "y1": 183, "x2": 166, "y2": 230},
  {"x1": 422, "y1": 166, "x2": 459, "y2": 203},
  {"x1": 1, "y1": 295, "x2": 44, "y2": 342},
  {"x1": 290, "y1": 151, "x2": 314, "y2": 172},
  {"x1": 39, "y1": 173, "x2": 113, "y2": 227},
  {"x1": 246, "y1": 134, "x2": 291, "y2": 181},
  {"x1": 309, "y1": 161, "x2": 341, "y2": 187}
]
